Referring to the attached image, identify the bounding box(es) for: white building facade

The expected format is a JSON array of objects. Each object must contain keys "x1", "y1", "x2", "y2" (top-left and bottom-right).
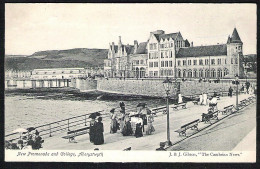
[{"x1": 31, "y1": 68, "x2": 86, "y2": 80}]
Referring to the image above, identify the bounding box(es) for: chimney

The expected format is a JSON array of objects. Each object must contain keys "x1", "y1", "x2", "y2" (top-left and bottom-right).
[
  {"x1": 119, "y1": 36, "x2": 122, "y2": 44},
  {"x1": 191, "y1": 42, "x2": 193, "y2": 47},
  {"x1": 134, "y1": 40, "x2": 139, "y2": 54},
  {"x1": 112, "y1": 42, "x2": 115, "y2": 51}
]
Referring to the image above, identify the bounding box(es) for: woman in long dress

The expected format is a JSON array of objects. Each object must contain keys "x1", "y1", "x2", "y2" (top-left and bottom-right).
[
  {"x1": 110, "y1": 109, "x2": 117, "y2": 133},
  {"x1": 89, "y1": 117, "x2": 96, "y2": 143},
  {"x1": 93, "y1": 117, "x2": 104, "y2": 145},
  {"x1": 134, "y1": 115, "x2": 143, "y2": 138},
  {"x1": 119, "y1": 110, "x2": 125, "y2": 133},
  {"x1": 122, "y1": 114, "x2": 133, "y2": 136},
  {"x1": 146, "y1": 112, "x2": 155, "y2": 135}
]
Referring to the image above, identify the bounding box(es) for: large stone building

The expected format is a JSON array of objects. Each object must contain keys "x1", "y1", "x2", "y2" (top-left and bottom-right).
[
  {"x1": 104, "y1": 36, "x2": 148, "y2": 78},
  {"x1": 104, "y1": 28, "x2": 244, "y2": 79}
]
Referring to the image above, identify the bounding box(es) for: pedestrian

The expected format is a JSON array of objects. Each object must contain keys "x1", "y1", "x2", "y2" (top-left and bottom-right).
[
  {"x1": 110, "y1": 108, "x2": 117, "y2": 133},
  {"x1": 240, "y1": 84, "x2": 244, "y2": 92},
  {"x1": 89, "y1": 116, "x2": 96, "y2": 143},
  {"x1": 229, "y1": 86, "x2": 233, "y2": 97},
  {"x1": 93, "y1": 117, "x2": 104, "y2": 145},
  {"x1": 146, "y1": 111, "x2": 155, "y2": 135},
  {"x1": 199, "y1": 93, "x2": 203, "y2": 105},
  {"x1": 120, "y1": 102, "x2": 125, "y2": 113},
  {"x1": 134, "y1": 114, "x2": 143, "y2": 138},
  {"x1": 122, "y1": 114, "x2": 133, "y2": 136},
  {"x1": 119, "y1": 110, "x2": 125, "y2": 133},
  {"x1": 178, "y1": 94, "x2": 183, "y2": 104},
  {"x1": 245, "y1": 81, "x2": 250, "y2": 94},
  {"x1": 202, "y1": 93, "x2": 207, "y2": 105}
]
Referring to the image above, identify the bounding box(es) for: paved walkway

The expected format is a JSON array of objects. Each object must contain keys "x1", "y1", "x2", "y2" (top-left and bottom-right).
[
  {"x1": 232, "y1": 127, "x2": 256, "y2": 151},
  {"x1": 168, "y1": 102, "x2": 256, "y2": 151},
  {"x1": 42, "y1": 93, "x2": 256, "y2": 150}
]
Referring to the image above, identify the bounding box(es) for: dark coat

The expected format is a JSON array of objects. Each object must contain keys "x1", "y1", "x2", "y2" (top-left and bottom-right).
[
  {"x1": 93, "y1": 122, "x2": 104, "y2": 145},
  {"x1": 134, "y1": 123, "x2": 143, "y2": 138},
  {"x1": 89, "y1": 119, "x2": 96, "y2": 143},
  {"x1": 122, "y1": 121, "x2": 133, "y2": 136}
]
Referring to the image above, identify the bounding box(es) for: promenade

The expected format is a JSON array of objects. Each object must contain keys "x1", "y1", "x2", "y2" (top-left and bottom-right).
[{"x1": 42, "y1": 93, "x2": 256, "y2": 151}]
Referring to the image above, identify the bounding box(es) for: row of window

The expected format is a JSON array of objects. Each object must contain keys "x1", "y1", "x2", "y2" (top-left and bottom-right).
[
  {"x1": 149, "y1": 40, "x2": 184, "y2": 50},
  {"x1": 149, "y1": 43, "x2": 157, "y2": 50},
  {"x1": 149, "y1": 61, "x2": 173, "y2": 68},
  {"x1": 160, "y1": 43, "x2": 174, "y2": 49},
  {"x1": 177, "y1": 58, "x2": 238, "y2": 66},
  {"x1": 148, "y1": 69, "x2": 174, "y2": 77},
  {"x1": 133, "y1": 60, "x2": 145, "y2": 65},
  {"x1": 161, "y1": 51, "x2": 173, "y2": 58},
  {"x1": 177, "y1": 69, "x2": 229, "y2": 78},
  {"x1": 34, "y1": 71, "x2": 82, "y2": 75}
]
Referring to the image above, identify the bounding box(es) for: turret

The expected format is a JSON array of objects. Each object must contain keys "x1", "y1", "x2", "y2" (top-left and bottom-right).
[{"x1": 226, "y1": 28, "x2": 244, "y2": 77}]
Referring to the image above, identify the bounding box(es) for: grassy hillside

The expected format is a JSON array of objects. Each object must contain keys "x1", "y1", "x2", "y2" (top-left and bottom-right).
[{"x1": 5, "y1": 48, "x2": 108, "y2": 71}]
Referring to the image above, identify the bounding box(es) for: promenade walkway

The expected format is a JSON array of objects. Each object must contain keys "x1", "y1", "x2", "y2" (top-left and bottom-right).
[{"x1": 42, "y1": 93, "x2": 256, "y2": 150}]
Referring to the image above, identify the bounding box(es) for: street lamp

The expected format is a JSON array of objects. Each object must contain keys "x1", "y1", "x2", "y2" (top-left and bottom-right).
[{"x1": 163, "y1": 77, "x2": 173, "y2": 146}]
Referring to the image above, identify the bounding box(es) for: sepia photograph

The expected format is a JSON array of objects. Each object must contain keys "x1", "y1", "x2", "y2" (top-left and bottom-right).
[{"x1": 4, "y1": 3, "x2": 257, "y2": 162}]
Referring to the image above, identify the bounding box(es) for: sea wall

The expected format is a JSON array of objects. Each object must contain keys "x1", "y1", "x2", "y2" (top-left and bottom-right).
[
  {"x1": 97, "y1": 79, "x2": 180, "y2": 98},
  {"x1": 70, "y1": 78, "x2": 97, "y2": 92},
  {"x1": 71, "y1": 78, "x2": 256, "y2": 98}
]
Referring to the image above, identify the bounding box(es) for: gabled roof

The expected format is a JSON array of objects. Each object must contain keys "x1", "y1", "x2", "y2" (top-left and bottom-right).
[
  {"x1": 176, "y1": 44, "x2": 227, "y2": 58},
  {"x1": 229, "y1": 28, "x2": 242, "y2": 43},
  {"x1": 136, "y1": 42, "x2": 148, "y2": 54},
  {"x1": 159, "y1": 33, "x2": 178, "y2": 41},
  {"x1": 152, "y1": 32, "x2": 179, "y2": 41}
]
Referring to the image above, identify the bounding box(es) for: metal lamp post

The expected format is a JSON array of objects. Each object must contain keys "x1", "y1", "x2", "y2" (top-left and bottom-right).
[{"x1": 163, "y1": 77, "x2": 173, "y2": 146}]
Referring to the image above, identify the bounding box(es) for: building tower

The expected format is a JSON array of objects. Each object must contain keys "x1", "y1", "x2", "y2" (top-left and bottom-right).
[{"x1": 226, "y1": 28, "x2": 244, "y2": 77}]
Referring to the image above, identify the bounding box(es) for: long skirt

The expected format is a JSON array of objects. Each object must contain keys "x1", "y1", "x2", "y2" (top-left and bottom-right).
[
  {"x1": 122, "y1": 122, "x2": 133, "y2": 136},
  {"x1": 146, "y1": 123, "x2": 155, "y2": 135},
  {"x1": 120, "y1": 120, "x2": 125, "y2": 133},
  {"x1": 110, "y1": 119, "x2": 117, "y2": 133},
  {"x1": 135, "y1": 124, "x2": 143, "y2": 138},
  {"x1": 93, "y1": 132, "x2": 104, "y2": 145}
]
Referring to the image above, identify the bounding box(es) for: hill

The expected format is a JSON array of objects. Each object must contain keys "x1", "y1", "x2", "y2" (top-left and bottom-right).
[{"x1": 5, "y1": 48, "x2": 108, "y2": 71}]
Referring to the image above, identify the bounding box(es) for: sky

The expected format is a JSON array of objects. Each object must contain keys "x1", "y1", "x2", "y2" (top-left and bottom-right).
[{"x1": 5, "y1": 3, "x2": 257, "y2": 55}]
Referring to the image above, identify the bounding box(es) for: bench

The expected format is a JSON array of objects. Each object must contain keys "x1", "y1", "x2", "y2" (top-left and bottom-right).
[
  {"x1": 171, "y1": 103, "x2": 187, "y2": 110},
  {"x1": 201, "y1": 110, "x2": 219, "y2": 124},
  {"x1": 220, "y1": 105, "x2": 236, "y2": 115},
  {"x1": 62, "y1": 126, "x2": 90, "y2": 142},
  {"x1": 174, "y1": 119, "x2": 200, "y2": 136},
  {"x1": 151, "y1": 106, "x2": 167, "y2": 115},
  {"x1": 240, "y1": 99, "x2": 249, "y2": 107}
]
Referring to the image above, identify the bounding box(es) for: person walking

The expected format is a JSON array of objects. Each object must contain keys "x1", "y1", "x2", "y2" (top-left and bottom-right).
[
  {"x1": 146, "y1": 111, "x2": 155, "y2": 135},
  {"x1": 93, "y1": 117, "x2": 104, "y2": 145},
  {"x1": 110, "y1": 108, "x2": 117, "y2": 134},
  {"x1": 119, "y1": 102, "x2": 125, "y2": 113},
  {"x1": 228, "y1": 86, "x2": 233, "y2": 97},
  {"x1": 245, "y1": 81, "x2": 250, "y2": 94},
  {"x1": 89, "y1": 116, "x2": 96, "y2": 143}
]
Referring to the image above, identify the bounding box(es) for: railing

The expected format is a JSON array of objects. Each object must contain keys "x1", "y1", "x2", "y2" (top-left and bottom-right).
[{"x1": 4, "y1": 103, "x2": 149, "y2": 142}]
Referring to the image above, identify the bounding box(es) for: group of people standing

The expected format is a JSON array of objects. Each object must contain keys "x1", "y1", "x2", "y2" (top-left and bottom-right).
[{"x1": 110, "y1": 102, "x2": 155, "y2": 138}]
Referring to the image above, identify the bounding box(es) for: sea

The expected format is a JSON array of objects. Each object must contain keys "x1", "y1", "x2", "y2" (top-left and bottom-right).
[{"x1": 5, "y1": 88, "x2": 169, "y2": 134}]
